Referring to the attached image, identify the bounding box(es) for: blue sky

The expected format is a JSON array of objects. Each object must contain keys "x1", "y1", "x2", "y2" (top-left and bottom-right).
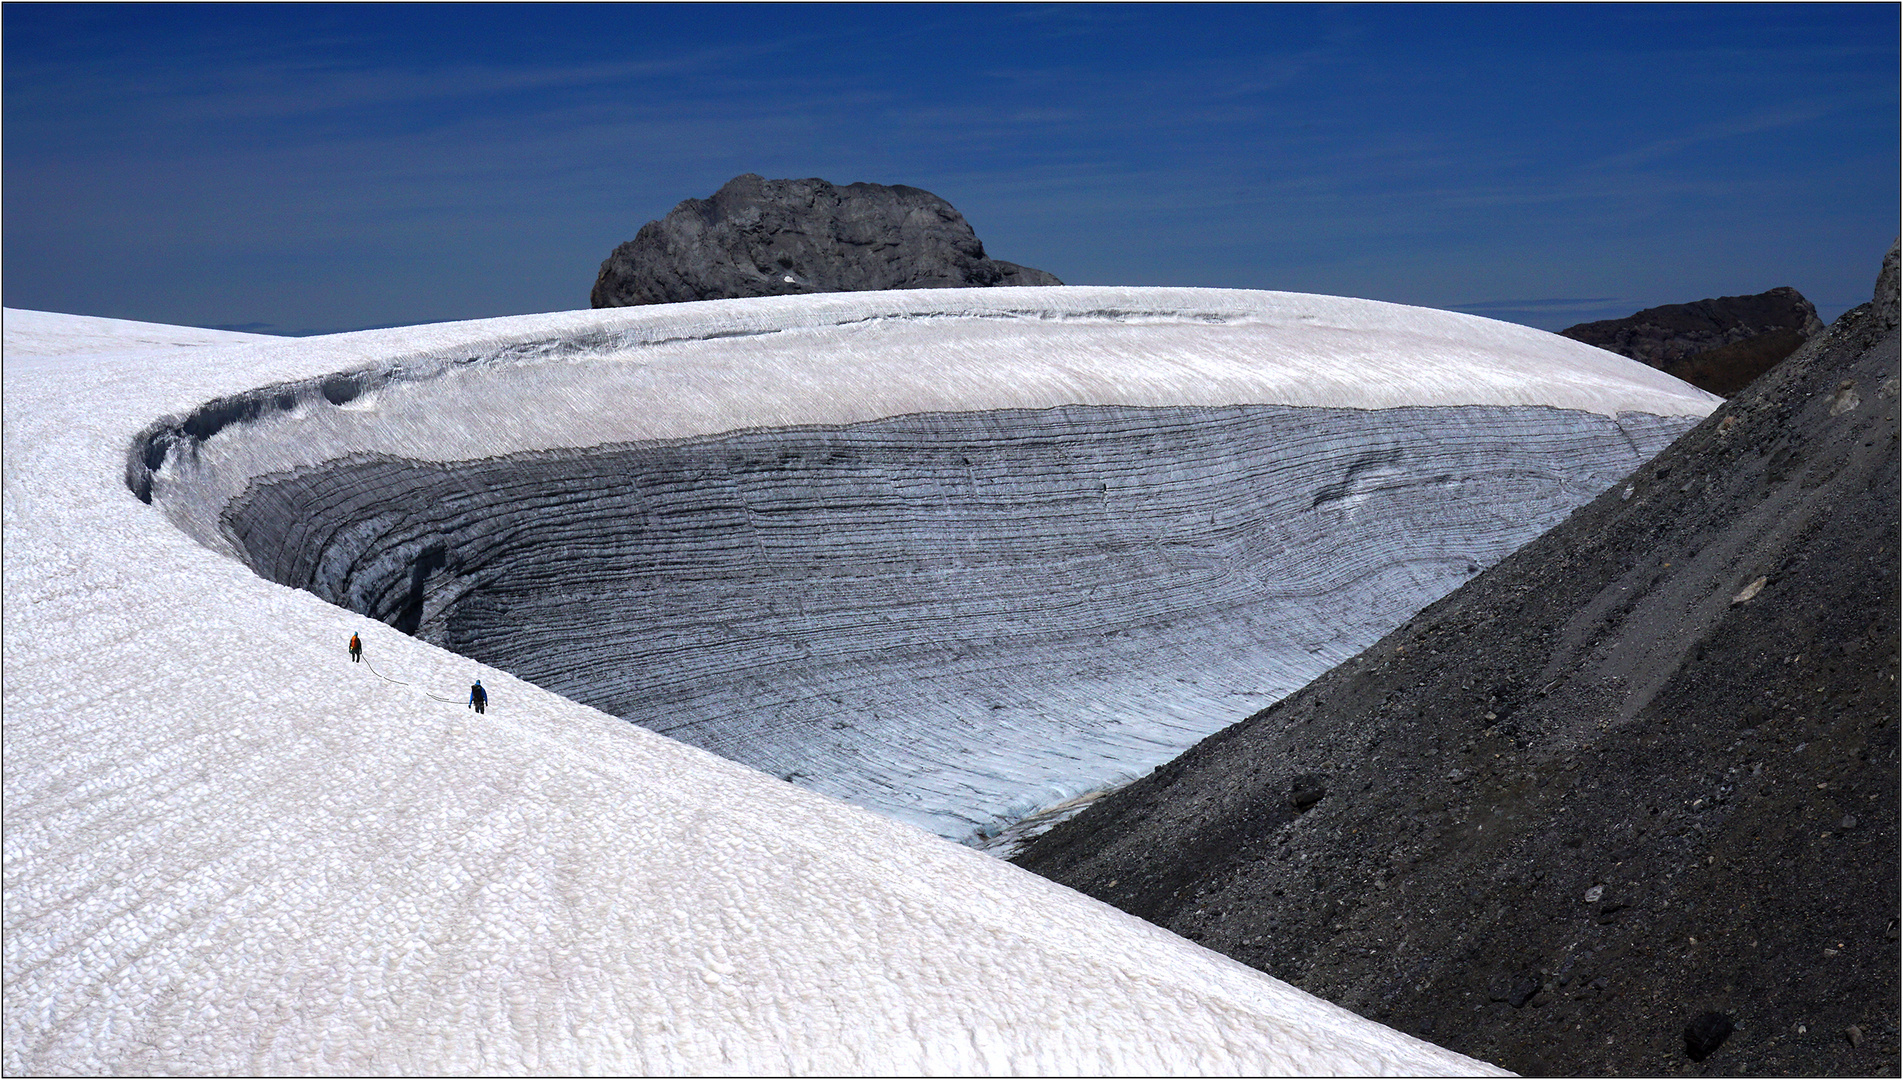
[{"x1": 5, "y1": 3, "x2": 1897, "y2": 335}]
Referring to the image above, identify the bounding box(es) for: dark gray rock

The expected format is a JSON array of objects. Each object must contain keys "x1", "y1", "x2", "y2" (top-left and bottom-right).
[
  {"x1": 1289, "y1": 774, "x2": 1328, "y2": 812},
  {"x1": 590, "y1": 174, "x2": 1060, "y2": 307},
  {"x1": 1016, "y1": 243, "x2": 1901, "y2": 1078},
  {"x1": 1685, "y1": 1011, "x2": 1735, "y2": 1062},
  {"x1": 1561, "y1": 286, "x2": 1826, "y2": 396},
  {"x1": 1507, "y1": 977, "x2": 1540, "y2": 1009},
  {"x1": 1878, "y1": 245, "x2": 1902, "y2": 328}
]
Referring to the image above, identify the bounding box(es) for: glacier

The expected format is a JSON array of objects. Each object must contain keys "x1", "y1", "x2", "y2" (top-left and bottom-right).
[
  {"x1": 3, "y1": 289, "x2": 1715, "y2": 1074},
  {"x1": 131, "y1": 288, "x2": 1711, "y2": 846}
]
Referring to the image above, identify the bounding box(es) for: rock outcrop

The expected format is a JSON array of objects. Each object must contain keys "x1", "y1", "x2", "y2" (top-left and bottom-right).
[
  {"x1": 1016, "y1": 245, "x2": 1901, "y2": 1077},
  {"x1": 1561, "y1": 286, "x2": 1825, "y2": 395},
  {"x1": 590, "y1": 174, "x2": 1060, "y2": 307}
]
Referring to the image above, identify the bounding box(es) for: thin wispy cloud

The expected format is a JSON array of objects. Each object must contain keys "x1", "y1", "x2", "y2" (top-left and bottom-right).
[
  {"x1": 1588, "y1": 102, "x2": 1846, "y2": 173},
  {"x1": 1453, "y1": 298, "x2": 1629, "y2": 315}
]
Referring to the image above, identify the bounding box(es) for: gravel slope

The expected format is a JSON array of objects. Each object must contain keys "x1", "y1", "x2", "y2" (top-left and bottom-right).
[{"x1": 1017, "y1": 244, "x2": 1901, "y2": 1077}]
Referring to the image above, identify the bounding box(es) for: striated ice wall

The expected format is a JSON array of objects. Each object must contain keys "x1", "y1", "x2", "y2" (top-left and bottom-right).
[
  {"x1": 136, "y1": 288, "x2": 1717, "y2": 846},
  {"x1": 214, "y1": 401, "x2": 1688, "y2": 844}
]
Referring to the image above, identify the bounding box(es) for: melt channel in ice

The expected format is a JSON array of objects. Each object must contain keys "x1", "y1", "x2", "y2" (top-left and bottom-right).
[{"x1": 3, "y1": 288, "x2": 1711, "y2": 1074}]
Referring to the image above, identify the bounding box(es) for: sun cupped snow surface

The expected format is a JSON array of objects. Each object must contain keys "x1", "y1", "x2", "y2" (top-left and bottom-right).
[
  {"x1": 1, "y1": 290, "x2": 1705, "y2": 1074},
  {"x1": 134, "y1": 287, "x2": 1713, "y2": 846}
]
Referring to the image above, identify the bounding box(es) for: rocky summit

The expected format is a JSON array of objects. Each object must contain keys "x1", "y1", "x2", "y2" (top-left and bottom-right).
[
  {"x1": 590, "y1": 174, "x2": 1060, "y2": 307},
  {"x1": 1562, "y1": 287, "x2": 1826, "y2": 396},
  {"x1": 1017, "y1": 244, "x2": 1901, "y2": 1077}
]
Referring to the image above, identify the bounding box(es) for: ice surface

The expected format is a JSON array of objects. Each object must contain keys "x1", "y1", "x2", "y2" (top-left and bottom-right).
[
  {"x1": 0, "y1": 289, "x2": 1710, "y2": 1074},
  {"x1": 2, "y1": 307, "x2": 277, "y2": 357},
  {"x1": 130, "y1": 287, "x2": 1715, "y2": 520}
]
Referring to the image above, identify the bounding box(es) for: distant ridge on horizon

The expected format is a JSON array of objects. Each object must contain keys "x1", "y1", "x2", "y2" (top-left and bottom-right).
[{"x1": 1561, "y1": 286, "x2": 1826, "y2": 395}]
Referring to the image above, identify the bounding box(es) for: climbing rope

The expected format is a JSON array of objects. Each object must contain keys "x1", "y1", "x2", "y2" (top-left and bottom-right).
[
  {"x1": 360, "y1": 654, "x2": 474, "y2": 705},
  {"x1": 359, "y1": 655, "x2": 407, "y2": 686}
]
